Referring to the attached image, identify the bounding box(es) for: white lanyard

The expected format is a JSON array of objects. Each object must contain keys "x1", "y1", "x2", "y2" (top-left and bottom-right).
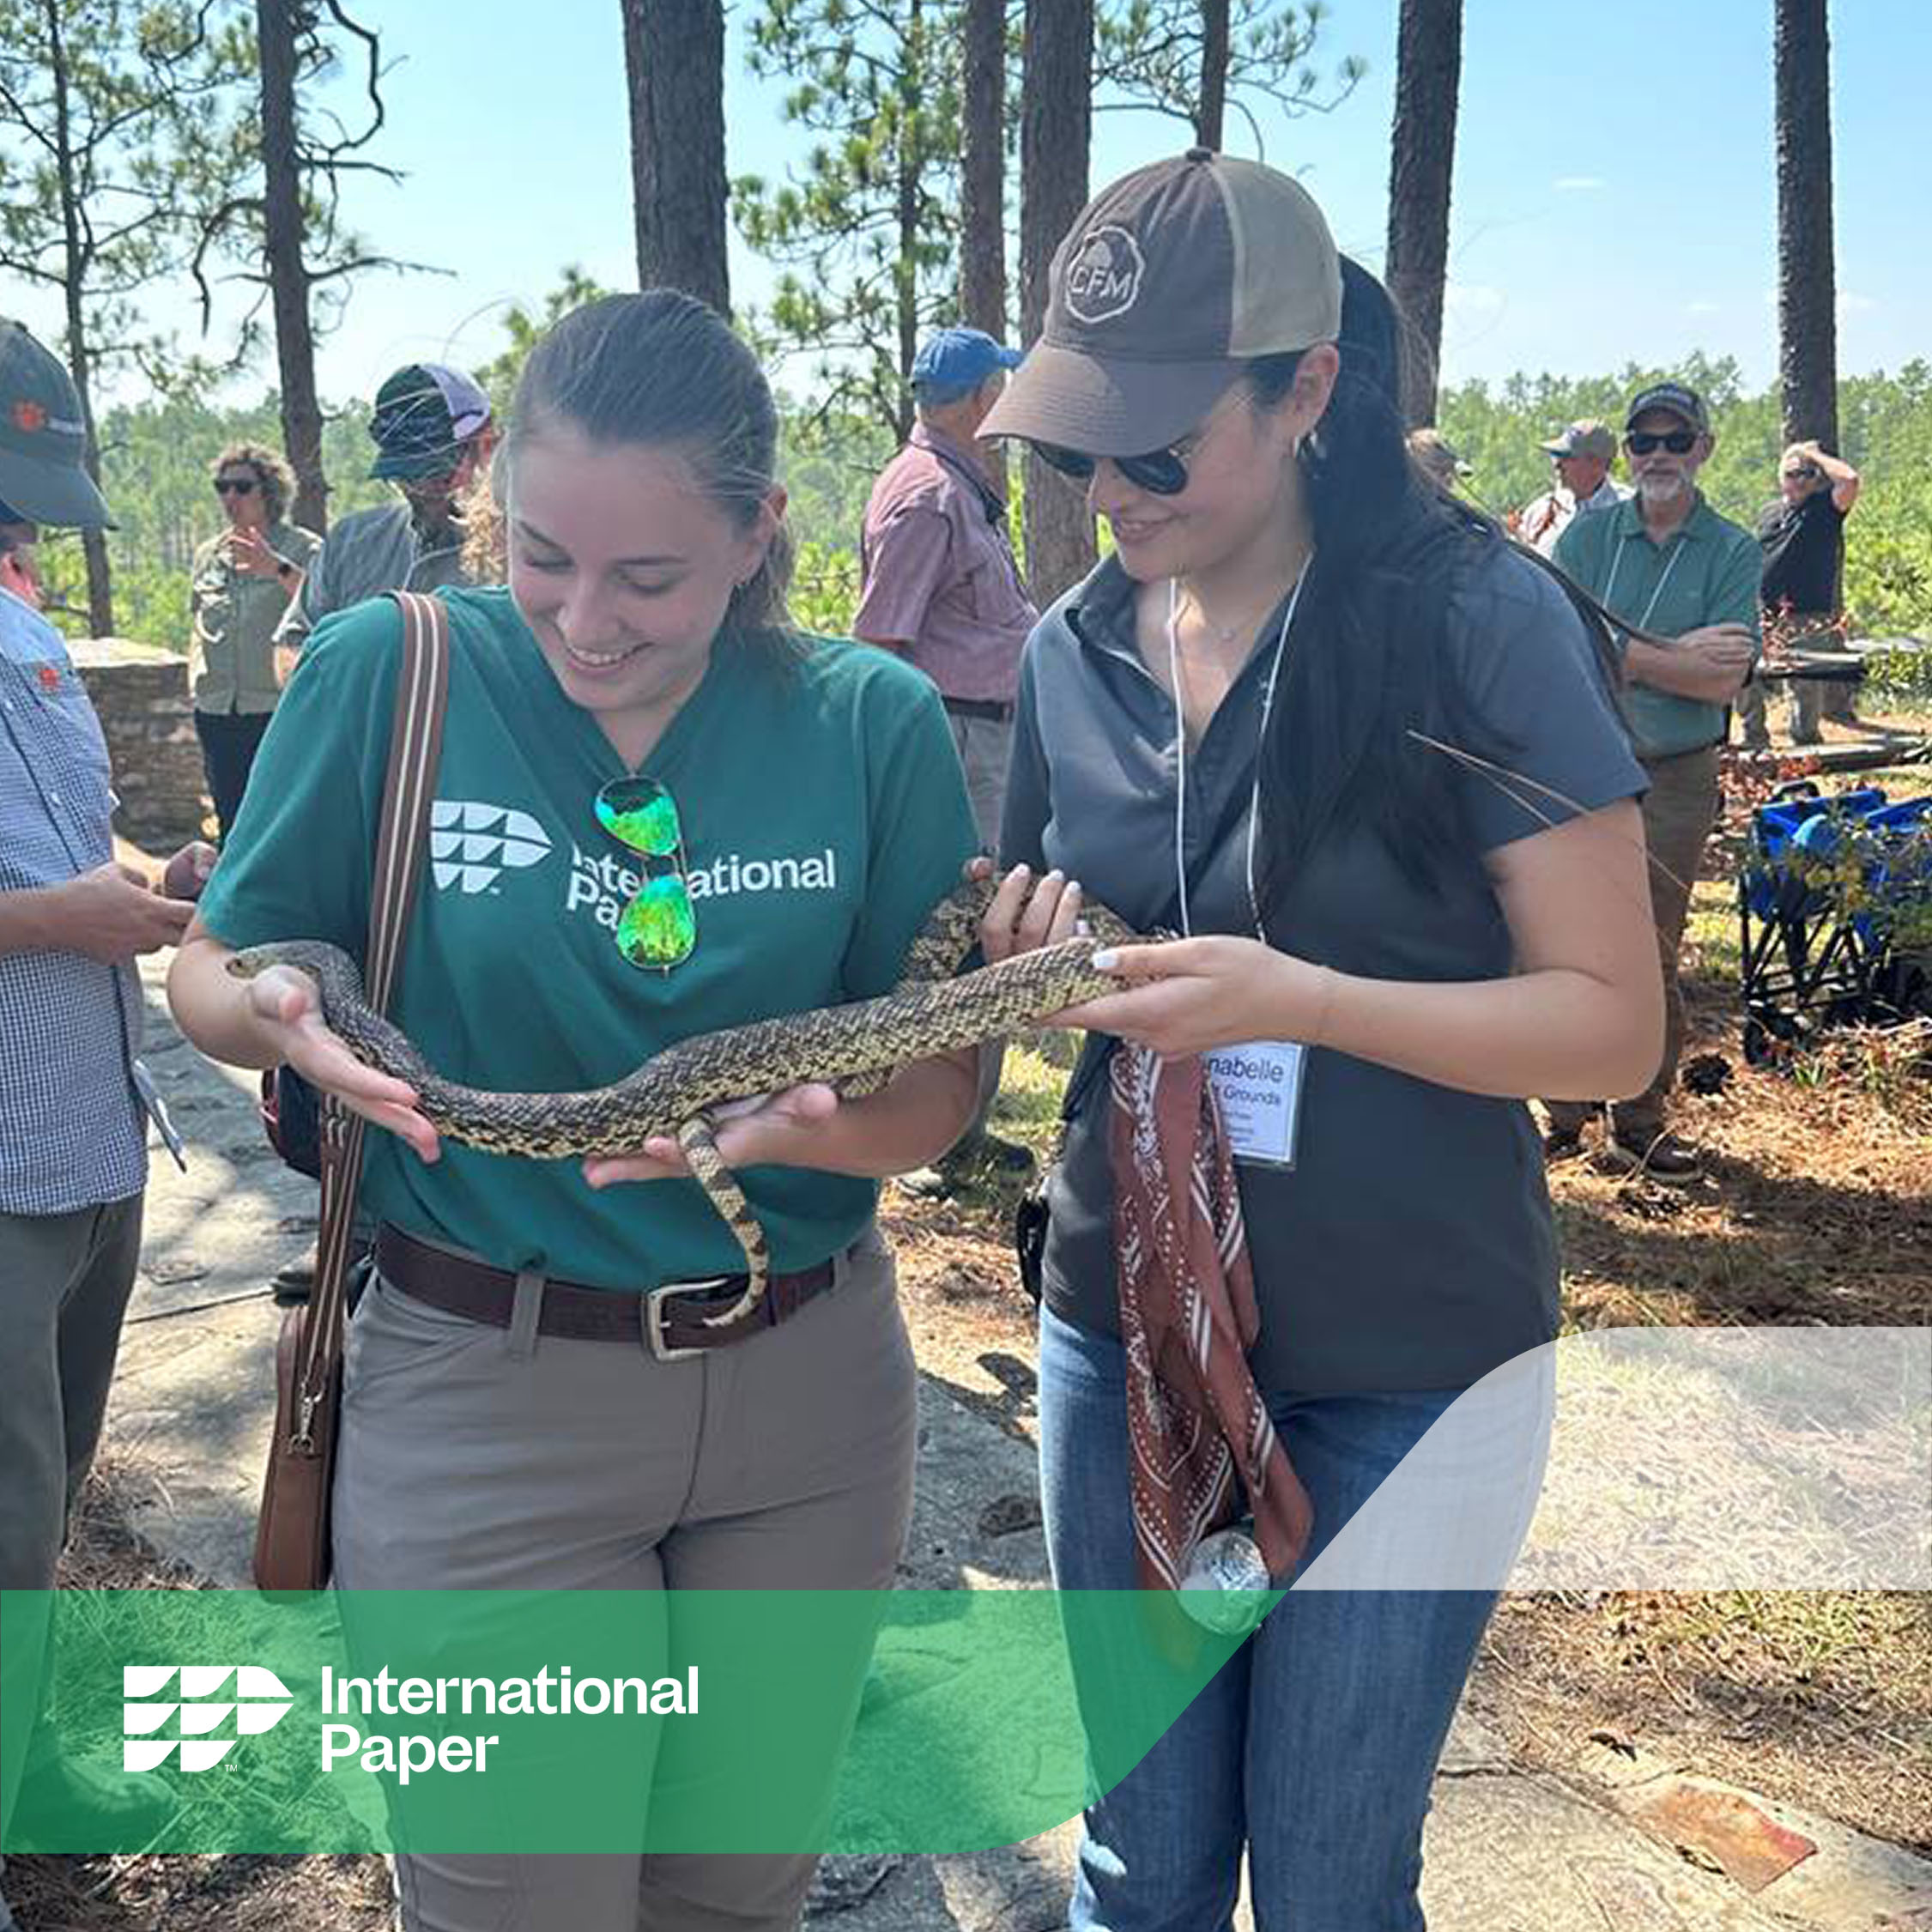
[
  {"x1": 1166, "y1": 561, "x2": 1309, "y2": 944},
  {"x1": 1604, "y1": 528, "x2": 1686, "y2": 635}
]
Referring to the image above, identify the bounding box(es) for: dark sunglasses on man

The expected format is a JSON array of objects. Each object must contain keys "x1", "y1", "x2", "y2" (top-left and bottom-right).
[
  {"x1": 1623, "y1": 429, "x2": 1699, "y2": 457},
  {"x1": 214, "y1": 476, "x2": 258, "y2": 496}
]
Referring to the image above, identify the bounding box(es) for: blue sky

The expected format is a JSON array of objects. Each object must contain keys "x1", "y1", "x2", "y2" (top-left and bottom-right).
[{"x1": 13, "y1": 0, "x2": 1929, "y2": 409}]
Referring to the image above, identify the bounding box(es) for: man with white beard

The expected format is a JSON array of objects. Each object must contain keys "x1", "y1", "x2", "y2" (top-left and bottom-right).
[{"x1": 1541, "y1": 382, "x2": 1759, "y2": 1181}]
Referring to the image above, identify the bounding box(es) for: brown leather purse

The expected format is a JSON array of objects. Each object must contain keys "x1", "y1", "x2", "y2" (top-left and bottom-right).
[{"x1": 252, "y1": 591, "x2": 450, "y2": 1590}]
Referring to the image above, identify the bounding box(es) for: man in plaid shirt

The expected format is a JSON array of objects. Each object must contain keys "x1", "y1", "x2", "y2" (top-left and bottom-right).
[{"x1": 0, "y1": 320, "x2": 211, "y2": 1899}]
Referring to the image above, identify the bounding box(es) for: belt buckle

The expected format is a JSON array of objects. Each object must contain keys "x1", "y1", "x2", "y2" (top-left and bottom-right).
[{"x1": 644, "y1": 1275, "x2": 735, "y2": 1363}]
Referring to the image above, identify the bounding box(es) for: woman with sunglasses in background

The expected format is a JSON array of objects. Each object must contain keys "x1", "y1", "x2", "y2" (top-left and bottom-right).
[
  {"x1": 167, "y1": 291, "x2": 981, "y2": 1931},
  {"x1": 188, "y1": 443, "x2": 318, "y2": 842},
  {"x1": 977, "y1": 152, "x2": 1664, "y2": 1929}
]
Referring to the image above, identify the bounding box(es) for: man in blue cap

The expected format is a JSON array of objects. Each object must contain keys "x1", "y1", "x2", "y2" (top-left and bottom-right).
[{"x1": 855, "y1": 325, "x2": 1040, "y2": 1186}]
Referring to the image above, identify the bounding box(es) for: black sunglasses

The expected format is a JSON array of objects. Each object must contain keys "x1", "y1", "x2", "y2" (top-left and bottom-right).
[
  {"x1": 1624, "y1": 430, "x2": 1699, "y2": 457},
  {"x1": 214, "y1": 476, "x2": 258, "y2": 496},
  {"x1": 1031, "y1": 439, "x2": 1194, "y2": 497}
]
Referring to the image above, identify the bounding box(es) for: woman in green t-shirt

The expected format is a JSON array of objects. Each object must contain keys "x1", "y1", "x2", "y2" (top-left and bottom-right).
[{"x1": 169, "y1": 293, "x2": 980, "y2": 1930}]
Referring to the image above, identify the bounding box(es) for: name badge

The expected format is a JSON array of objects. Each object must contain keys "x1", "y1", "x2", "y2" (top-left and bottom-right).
[{"x1": 1203, "y1": 1040, "x2": 1305, "y2": 1169}]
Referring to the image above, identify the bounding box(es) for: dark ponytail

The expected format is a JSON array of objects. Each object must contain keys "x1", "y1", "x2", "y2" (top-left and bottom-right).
[{"x1": 1251, "y1": 259, "x2": 1623, "y2": 917}]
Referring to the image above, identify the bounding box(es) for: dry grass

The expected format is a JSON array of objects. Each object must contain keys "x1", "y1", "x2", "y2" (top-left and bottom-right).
[{"x1": 4, "y1": 1458, "x2": 393, "y2": 1932}]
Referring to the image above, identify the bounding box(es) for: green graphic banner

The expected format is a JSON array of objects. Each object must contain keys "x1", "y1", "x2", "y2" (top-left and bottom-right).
[{"x1": 2, "y1": 1589, "x2": 1270, "y2": 1853}]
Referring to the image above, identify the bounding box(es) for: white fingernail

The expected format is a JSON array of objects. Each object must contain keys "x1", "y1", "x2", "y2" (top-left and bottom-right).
[{"x1": 1093, "y1": 948, "x2": 1118, "y2": 971}]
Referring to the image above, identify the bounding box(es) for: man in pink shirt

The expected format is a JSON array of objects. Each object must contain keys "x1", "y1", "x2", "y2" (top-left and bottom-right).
[
  {"x1": 855, "y1": 327, "x2": 1039, "y2": 848},
  {"x1": 856, "y1": 328, "x2": 1040, "y2": 1188}
]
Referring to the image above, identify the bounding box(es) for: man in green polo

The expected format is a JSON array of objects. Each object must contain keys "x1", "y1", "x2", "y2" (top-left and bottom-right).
[{"x1": 1543, "y1": 381, "x2": 1759, "y2": 1181}]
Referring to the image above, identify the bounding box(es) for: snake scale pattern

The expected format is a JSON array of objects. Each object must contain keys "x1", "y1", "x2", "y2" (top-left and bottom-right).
[{"x1": 228, "y1": 876, "x2": 1135, "y2": 1330}]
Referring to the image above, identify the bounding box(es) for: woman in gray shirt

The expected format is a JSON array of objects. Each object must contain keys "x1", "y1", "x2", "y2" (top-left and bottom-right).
[{"x1": 978, "y1": 153, "x2": 1662, "y2": 1931}]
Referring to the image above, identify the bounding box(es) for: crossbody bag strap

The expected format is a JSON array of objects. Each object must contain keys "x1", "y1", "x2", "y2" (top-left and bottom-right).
[{"x1": 299, "y1": 591, "x2": 451, "y2": 1405}]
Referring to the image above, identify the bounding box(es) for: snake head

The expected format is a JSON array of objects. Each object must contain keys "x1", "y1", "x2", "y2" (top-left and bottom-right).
[{"x1": 226, "y1": 941, "x2": 334, "y2": 981}]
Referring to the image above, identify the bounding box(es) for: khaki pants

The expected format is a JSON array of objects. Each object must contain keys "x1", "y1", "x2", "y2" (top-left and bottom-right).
[
  {"x1": 333, "y1": 1226, "x2": 916, "y2": 1932},
  {"x1": 1548, "y1": 746, "x2": 1720, "y2": 1143}
]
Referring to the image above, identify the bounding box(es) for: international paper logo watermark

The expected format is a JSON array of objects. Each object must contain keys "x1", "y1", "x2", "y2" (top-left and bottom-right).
[{"x1": 122, "y1": 1663, "x2": 294, "y2": 1772}]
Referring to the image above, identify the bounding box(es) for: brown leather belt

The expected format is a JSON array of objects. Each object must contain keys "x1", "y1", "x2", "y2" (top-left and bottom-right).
[{"x1": 373, "y1": 1224, "x2": 837, "y2": 1362}]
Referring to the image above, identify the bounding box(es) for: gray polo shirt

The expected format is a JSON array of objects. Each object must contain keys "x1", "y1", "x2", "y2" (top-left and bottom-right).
[
  {"x1": 1001, "y1": 543, "x2": 1645, "y2": 1397},
  {"x1": 274, "y1": 501, "x2": 470, "y2": 648}
]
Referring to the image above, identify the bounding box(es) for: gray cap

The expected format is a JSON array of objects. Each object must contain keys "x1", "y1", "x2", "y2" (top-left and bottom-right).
[
  {"x1": 981, "y1": 148, "x2": 1342, "y2": 455},
  {"x1": 1624, "y1": 382, "x2": 1711, "y2": 434},
  {"x1": 0, "y1": 318, "x2": 113, "y2": 529},
  {"x1": 1540, "y1": 419, "x2": 1615, "y2": 461}
]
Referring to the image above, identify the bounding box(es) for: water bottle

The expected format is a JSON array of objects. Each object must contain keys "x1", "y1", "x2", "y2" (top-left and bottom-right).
[{"x1": 1178, "y1": 1523, "x2": 1274, "y2": 1634}]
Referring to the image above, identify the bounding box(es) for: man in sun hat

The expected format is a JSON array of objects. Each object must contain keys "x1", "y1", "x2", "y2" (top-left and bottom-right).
[
  {"x1": 1515, "y1": 418, "x2": 1627, "y2": 554},
  {"x1": 1542, "y1": 379, "x2": 1759, "y2": 1182},
  {"x1": 857, "y1": 324, "x2": 1039, "y2": 1190},
  {"x1": 0, "y1": 319, "x2": 192, "y2": 1911},
  {"x1": 274, "y1": 360, "x2": 494, "y2": 662}
]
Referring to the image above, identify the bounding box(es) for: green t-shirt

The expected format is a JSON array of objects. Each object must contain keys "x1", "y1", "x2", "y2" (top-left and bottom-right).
[
  {"x1": 198, "y1": 586, "x2": 978, "y2": 1288},
  {"x1": 1552, "y1": 493, "x2": 1761, "y2": 759}
]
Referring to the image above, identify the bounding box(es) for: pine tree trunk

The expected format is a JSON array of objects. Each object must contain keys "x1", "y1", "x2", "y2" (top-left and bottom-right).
[
  {"x1": 622, "y1": 0, "x2": 730, "y2": 317},
  {"x1": 1774, "y1": 0, "x2": 1838, "y2": 452},
  {"x1": 893, "y1": 0, "x2": 924, "y2": 443},
  {"x1": 46, "y1": 3, "x2": 112, "y2": 633},
  {"x1": 257, "y1": 0, "x2": 327, "y2": 532},
  {"x1": 1197, "y1": 0, "x2": 1230, "y2": 149},
  {"x1": 1020, "y1": 0, "x2": 1097, "y2": 602},
  {"x1": 1384, "y1": 0, "x2": 1463, "y2": 429},
  {"x1": 959, "y1": 0, "x2": 1007, "y2": 337}
]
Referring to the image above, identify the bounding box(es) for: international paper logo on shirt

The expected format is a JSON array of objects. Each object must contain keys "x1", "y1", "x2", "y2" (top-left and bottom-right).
[
  {"x1": 429, "y1": 798, "x2": 554, "y2": 895},
  {"x1": 429, "y1": 797, "x2": 844, "y2": 931}
]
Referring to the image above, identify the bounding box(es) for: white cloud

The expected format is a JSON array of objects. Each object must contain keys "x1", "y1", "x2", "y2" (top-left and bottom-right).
[
  {"x1": 1553, "y1": 176, "x2": 1606, "y2": 191},
  {"x1": 1687, "y1": 299, "x2": 1722, "y2": 316}
]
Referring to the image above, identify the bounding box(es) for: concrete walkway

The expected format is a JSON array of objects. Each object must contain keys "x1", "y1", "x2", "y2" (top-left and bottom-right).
[{"x1": 103, "y1": 958, "x2": 1932, "y2": 1932}]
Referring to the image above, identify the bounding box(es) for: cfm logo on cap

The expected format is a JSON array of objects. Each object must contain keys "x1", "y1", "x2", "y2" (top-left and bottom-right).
[{"x1": 1063, "y1": 225, "x2": 1146, "y2": 325}]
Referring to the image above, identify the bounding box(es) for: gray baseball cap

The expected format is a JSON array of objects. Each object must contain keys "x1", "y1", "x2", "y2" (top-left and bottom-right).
[
  {"x1": 1540, "y1": 419, "x2": 1616, "y2": 461},
  {"x1": 981, "y1": 148, "x2": 1342, "y2": 456},
  {"x1": 0, "y1": 318, "x2": 113, "y2": 529}
]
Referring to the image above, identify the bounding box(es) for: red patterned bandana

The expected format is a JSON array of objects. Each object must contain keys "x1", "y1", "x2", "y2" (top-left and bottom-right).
[{"x1": 1109, "y1": 1043, "x2": 1314, "y2": 1591}]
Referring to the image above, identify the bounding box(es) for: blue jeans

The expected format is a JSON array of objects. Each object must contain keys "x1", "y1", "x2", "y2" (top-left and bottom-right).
[{"x1": 1039, "y1": 1305, "x2": 1505, "y2": 1932}]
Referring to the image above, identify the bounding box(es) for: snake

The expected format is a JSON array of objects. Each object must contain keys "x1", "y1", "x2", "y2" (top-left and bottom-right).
[{"x1": 227, "y1": 876, "x2": 1135, "y2": 1330}]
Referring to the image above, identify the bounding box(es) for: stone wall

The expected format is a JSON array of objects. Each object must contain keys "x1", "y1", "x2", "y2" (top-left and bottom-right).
[{"x1": 69, "y1": 639, "x2": 209, "y2": 851}]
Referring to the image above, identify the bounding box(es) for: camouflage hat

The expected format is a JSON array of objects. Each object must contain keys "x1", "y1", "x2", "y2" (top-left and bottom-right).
[
  {"x1": 981, "y1": 148, "x2": 1342, "y2": 456},
  {"x1": 0, "y1": 318, "x2": 113, "y2": 529},
  {"x1": 368, "y1": 363, "x2": 493, "y2": 481}
]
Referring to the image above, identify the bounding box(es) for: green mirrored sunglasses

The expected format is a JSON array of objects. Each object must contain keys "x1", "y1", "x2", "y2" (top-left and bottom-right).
[{"x1": 593, "y1": 776, "x2": 697, "y2": 971}]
